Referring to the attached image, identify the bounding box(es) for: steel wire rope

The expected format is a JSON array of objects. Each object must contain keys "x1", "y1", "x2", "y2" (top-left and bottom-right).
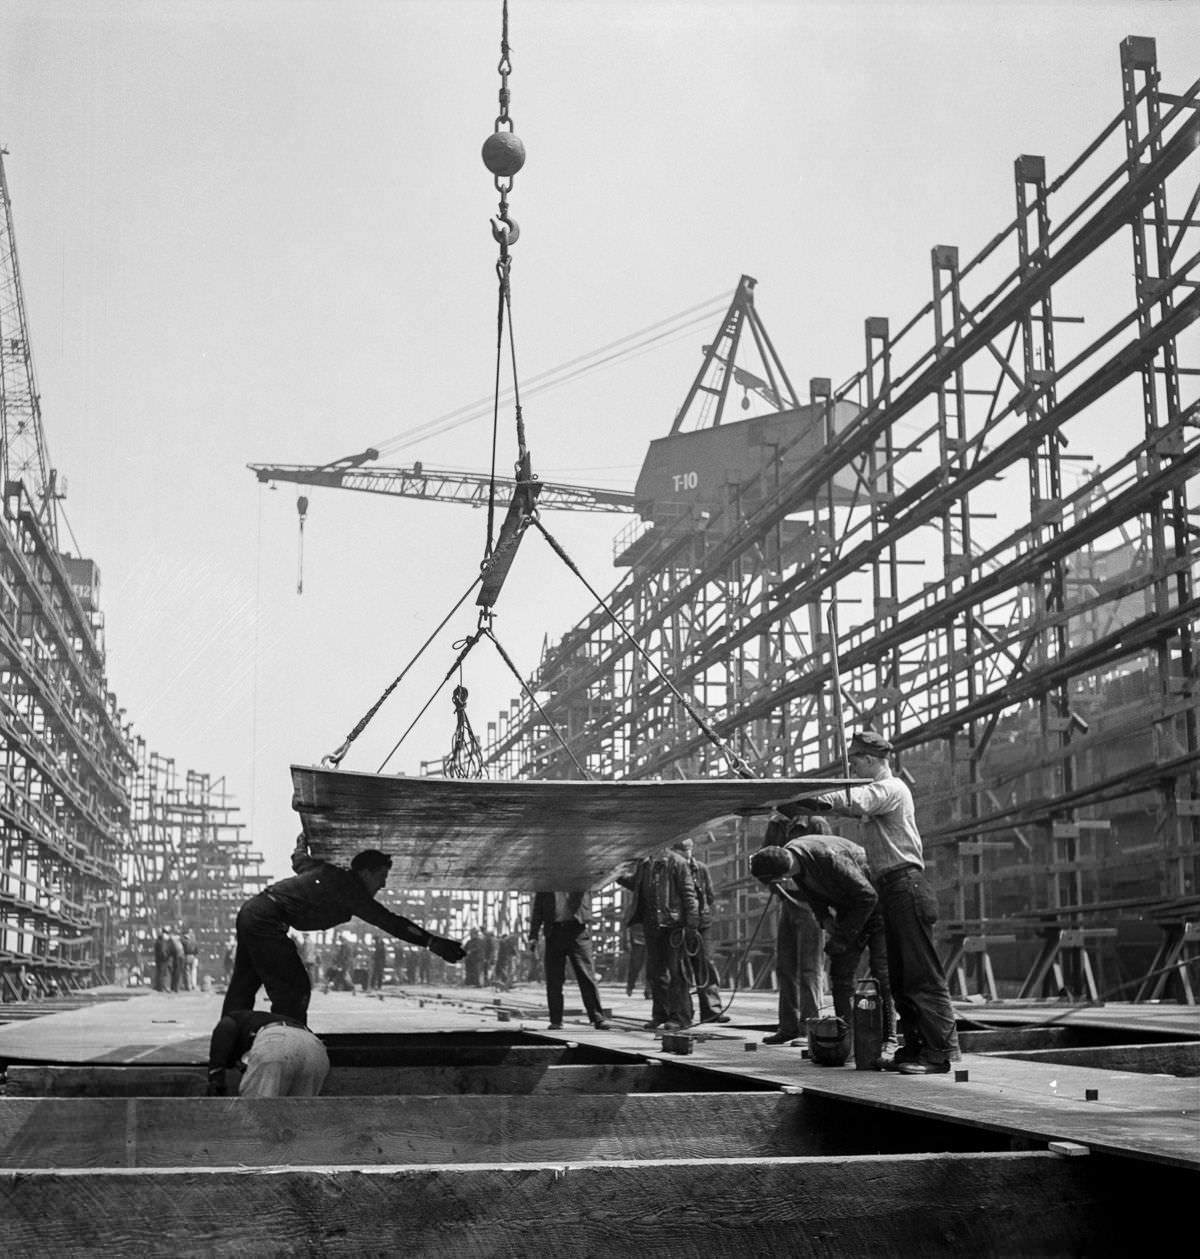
[
  {"x1": 376, "y1": 623, "x2": 488, "y2": 773},
  {"x1": 481, "y1": 624, "x2": 592, "y2": 779},
  {"x1": 363, "y1": 298, "x2": 730, "y2": 458},
  {"x1": 320, "y1": 573, "x2": 482, "y2": 769},
  {"x1": 528, "y1": 515, "x2": 756, "y2": 780}
]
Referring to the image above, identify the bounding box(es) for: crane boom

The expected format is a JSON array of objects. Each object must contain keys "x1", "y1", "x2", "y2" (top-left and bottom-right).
[
  {"x1": 249, "y1": 452, "x2": 634, "y2": 514},
  {"x1": 0, "y1": 151, "x2": 58, "y2": 545}
]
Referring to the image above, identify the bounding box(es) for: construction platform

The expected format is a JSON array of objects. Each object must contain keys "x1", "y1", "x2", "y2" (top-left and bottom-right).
[{"x1": 0, "y1": 983, "x2": 1196, "y2": 1257}]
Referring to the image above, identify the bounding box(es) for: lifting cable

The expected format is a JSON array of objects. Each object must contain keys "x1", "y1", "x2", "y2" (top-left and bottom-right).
[
  {"x1": 482, "y1": 0, "x2": 527, "y2": 561},
  {"x1": 377, "y1": 625, "x2": 488, "y2": 773},
  {"x1": 320, "y1": 573, "x2": 483, "y2": 768},
  {"x1": 530, "y1": 515, "x2": 758, "y2": 780},
  {"x1": 480, "y1": 623, "x2": 592, "y2": 778}
]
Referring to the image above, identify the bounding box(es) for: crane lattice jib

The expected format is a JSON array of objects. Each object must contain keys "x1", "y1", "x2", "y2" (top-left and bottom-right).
[
  {"x1": 248, "y1": 461, "x2": 634, "y2": 514},
  {"x1": 0, "y1": 152, "x2": 57, "y2": 546}
]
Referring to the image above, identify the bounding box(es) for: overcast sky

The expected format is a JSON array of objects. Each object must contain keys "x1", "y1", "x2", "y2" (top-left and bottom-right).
[{"x1": 3, "y1": 0, "x2": 1196, "y2": 881}]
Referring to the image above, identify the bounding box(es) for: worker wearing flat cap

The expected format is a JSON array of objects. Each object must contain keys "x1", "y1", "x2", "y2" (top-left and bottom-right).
[{"x1": 774, "y1": 730, "x2": 959, "y2": 1074}]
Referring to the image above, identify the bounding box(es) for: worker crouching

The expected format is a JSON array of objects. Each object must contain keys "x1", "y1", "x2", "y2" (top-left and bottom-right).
[{"x1": 206, "y1": 1010, "x2": 330, "y2": 1098}]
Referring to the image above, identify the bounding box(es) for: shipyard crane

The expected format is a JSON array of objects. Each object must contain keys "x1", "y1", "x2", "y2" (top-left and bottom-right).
[
  {"x1": 248, "y1": 448, "x2": 636, "y2": 513},
  {"x1": 0, "y1": 150, "x2": 60, "y2": 547}
]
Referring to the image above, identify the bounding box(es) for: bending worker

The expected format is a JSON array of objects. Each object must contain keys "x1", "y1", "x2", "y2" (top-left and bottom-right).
[
  {"x1": 777, "y1": 729, "x2": 959, "y2": 1074},
  {"x1": 206, "y1": 1010, "x2": 330, "y2": 1098},
  {"x1": 223, "y1": 837, "x2": 466, "y2": 1022},
  {"x1": 749, "y1": 815, "x2": 894, "y2": 1048}
]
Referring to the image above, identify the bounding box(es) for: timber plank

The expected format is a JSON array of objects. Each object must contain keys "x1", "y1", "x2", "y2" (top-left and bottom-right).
[
  {"x1": 321, "y1": 1062, "x2": 757, "y2": 1095},
  {"x1": 1, "y1": 1154, "x2": 1192, "y2": 1258},
  {"x1": 697, "y1": 1050, "x2": 1200, "y2": 1169},
  {"x1": 321, "y1": 1042, "x2": 620, "y2": 1068},
  {"x1": 4, "y1": 1061, "x2": 760, "y2": 1097},
  {"x1": 991, "y1": 1041, "x2": 1200, "y2": 1077},
  {"x1": 4, "y1": 1065, "x2": 209, "y2": 1097},
  {"x1": 0, "y1": 1092, "x2": 975, "y2": 1168}
]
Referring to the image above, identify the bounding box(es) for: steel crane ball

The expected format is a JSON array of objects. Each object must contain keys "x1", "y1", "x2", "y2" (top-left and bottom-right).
[{"x1": 481, "y1": 131, "x2": 526, "y2": 177}]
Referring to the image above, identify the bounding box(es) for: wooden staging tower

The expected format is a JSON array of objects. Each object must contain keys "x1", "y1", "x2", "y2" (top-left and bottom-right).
[{"x1": 480, "y1": 36, "x2": 1200, "y2": 1004}]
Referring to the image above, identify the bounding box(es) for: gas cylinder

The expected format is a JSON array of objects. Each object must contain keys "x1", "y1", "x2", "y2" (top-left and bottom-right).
[
  {"x1": 807, "y1": 1015, "x2": 850, "y2": 1066},
  {"x1": 853, "y1": 977, "x2": 885, "y2": 1070}
]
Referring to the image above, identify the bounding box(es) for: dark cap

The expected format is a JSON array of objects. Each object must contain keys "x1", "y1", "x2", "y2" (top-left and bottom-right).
[
  {"x1": 749, "y1": 846, "x2": 793, "y2": 883},
  {"x1": 849, "y1": 730, "x2": 893, "y2": 756}
]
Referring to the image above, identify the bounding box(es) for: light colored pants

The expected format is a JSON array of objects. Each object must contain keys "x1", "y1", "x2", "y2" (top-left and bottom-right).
[{"x1": 239, "y1": 1024, "x2": 330, "y2": 1097}]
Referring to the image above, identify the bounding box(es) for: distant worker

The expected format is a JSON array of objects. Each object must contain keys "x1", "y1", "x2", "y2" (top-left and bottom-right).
[
  {"x1": 528, "y1": 891, "x2": 612, "y2": 1031},
  {"x1": 463, "y1": 928, "x2": 485, "y2": 987},
  {"x1": 326, "y1": 933, "x2": 354, "y2": 992},
  {"x1": 206, "y1": 1010, "x2": 330, "y2": 1098},
  {"x1": 222, "y1": 936, "x2": 236, "y2": 987},
  {"x1": 180, "y1": 927, "x2": 199, "y2": 991},
  {"x1": 167, "y1": 927, "x2": 184, "y2": 993},
  {"x1": 750, "y1": 815, "x2": 894, "y2": 1049},
  {"x1": 153, "y1": 927, "x2": 173, "y2": 992},
  {"x1": 370, "y1": 935, "x2": 389, "y2": 991},
  {"x1": 482, "y1": 927, "x2": 498, "y2": 987},
  {"x1": 222, "y1": 837, "x2": 466, "y2": 1023},
  {"x1": 672, "y1": 837, "x2": 731, "y2": 1024},
  {"x1": 492, "y1": 929, "x2": 518, "y2": 990},
  {"x1": 779, "y1": 729, "x2": 960, "y2": 1074}
]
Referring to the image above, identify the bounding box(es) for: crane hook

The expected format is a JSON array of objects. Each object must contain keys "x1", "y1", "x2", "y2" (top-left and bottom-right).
[
  {"x1": 296, "y1": 496, "x2": 309, "y2": 595},
  {"x1": 490, "y1": 214, "x2": 520, "y2": 247}
]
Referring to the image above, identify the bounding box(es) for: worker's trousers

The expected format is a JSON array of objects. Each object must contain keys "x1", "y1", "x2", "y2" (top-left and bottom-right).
[
  {"x1": 223, "y1": 894, "x2": 311, "y2": 1022},
  {"x1": 644, "y1": 922, "x2": 694, "y2": 1027},
  {"x1": 689, "y1": 927, "x2": 723, "y2": 1020},
  {"x1": 876, "y1": 866, "x2": 959, "y2": 1064},
  {"x1": 774, "y1": 898, "x2": 824, "y2": 1037},
  {"x1": 827, "y1": 905, "x2": 895, "y2": 1039},
  {"x1": 240, "y1": 1024, "x2": 330, "y2": 1097},
  {"x1": 542, "y1": 921, "x2": 605, "y2": 1025}
]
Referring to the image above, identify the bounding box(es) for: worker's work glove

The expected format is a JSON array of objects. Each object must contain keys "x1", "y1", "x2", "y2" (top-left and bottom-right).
[
  {"x1": 427, "y1": 934, "x2": 467, "y2": 964},
  {"x1": 824, "y1": 935, "x2": 854, "y2": 957},
  {"x1": 205, "y1": 1070, "x2": 227, "y2": 1097},
  {"x1": 527, "y1": 936, "x2": 538, "y2": 950}
]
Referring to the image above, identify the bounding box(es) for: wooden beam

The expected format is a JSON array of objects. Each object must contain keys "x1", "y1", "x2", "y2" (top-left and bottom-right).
[
  {"x1": 992, "y1": 1042, "x2": 1200, "y2": 1078},
  {"x1": 0, "y1": 1093, "x2": 839, "y2": 1168},
  {"x1": 1, "y1": 1155, "x2": 1192, "y2": 1257},
  {"x1": 3, "y1": 1061, "x2": 740, "y2": 1098}
]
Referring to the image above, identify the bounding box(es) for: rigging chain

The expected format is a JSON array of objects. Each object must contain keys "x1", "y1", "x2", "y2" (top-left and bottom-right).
[{"x1": 481, "y1": 0, "x2": 528, "y2": 561}]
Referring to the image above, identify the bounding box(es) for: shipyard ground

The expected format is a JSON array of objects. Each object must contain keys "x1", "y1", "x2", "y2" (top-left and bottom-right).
[{"x1": 0, "y1": 982, "x2": 1196, "y2": 1258}]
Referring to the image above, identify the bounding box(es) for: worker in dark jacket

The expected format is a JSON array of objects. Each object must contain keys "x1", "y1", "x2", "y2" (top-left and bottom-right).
[
  {"x1": 750, "y1": 816, "x2": 894, "y2": 1042},
  {"x1": 672, "y1": 837, "x2": 730, "y2": 1024},
  {"x1": 206, "y1": 1009, "x2": 329, "y2": 1097},
  {"x1": 618, "y1": 847, "x2": 700, "y2": 1031},
  {"x1": 222, "y1": 837, "x2": 466, "y2": 1022}
]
